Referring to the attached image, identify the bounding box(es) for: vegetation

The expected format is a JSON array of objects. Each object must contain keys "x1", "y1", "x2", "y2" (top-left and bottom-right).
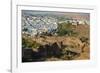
[
  {"x1": 22, "y1": 37, "x2": 41, "y2": 49},
  {"x1": 57, "y1": 22, "x2": 78, "y2": 36}
]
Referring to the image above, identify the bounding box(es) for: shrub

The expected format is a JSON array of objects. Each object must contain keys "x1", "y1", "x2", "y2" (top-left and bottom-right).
[
  {"x1": 22, "y1": 37, "x2": 41, "y2": 49},
  {"x1": 80, "y1": 37, "x2": 89, "y2": 43}
]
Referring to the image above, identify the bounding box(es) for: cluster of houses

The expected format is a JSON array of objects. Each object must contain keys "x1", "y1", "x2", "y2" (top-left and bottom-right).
[
  {"x1": 22, "y1": 15, "x2": 89, "y2": 36},
  {"x1": 58, "y1": 18, "x2": 89, "y2": 26},
  {"x1": 22, "y1": 15, "x2": 58, "y2": 36}
]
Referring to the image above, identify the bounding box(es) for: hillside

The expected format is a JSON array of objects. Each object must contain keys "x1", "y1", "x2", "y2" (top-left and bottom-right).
[{"x1": 22, "y1": 24, "x2": 90, "y2": 62}]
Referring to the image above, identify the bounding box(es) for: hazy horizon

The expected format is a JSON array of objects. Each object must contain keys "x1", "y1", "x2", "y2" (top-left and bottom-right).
[{"x1": 22, "y1": 10, "x2": 90, "y2": 20}]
